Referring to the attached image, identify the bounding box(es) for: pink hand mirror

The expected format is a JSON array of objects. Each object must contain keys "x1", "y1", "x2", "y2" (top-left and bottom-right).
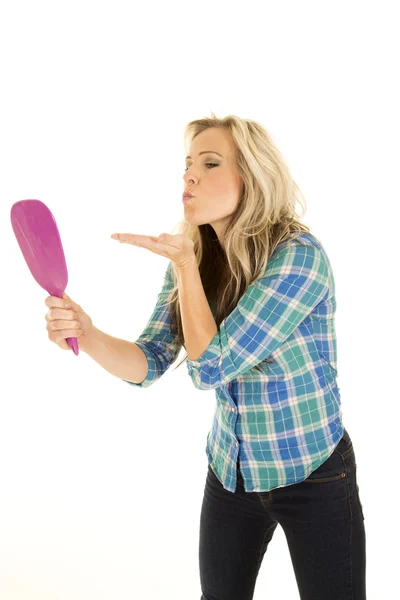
[{"x1": 10, "y1": 199, "x2": 79, "y2": 355}]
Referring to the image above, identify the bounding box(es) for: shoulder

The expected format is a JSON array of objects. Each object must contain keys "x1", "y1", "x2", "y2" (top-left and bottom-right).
[
  {"x1": 262, "y1": 232, "x2": 330, "y2": 279},
  {"x1": 275, "y1": 231, "x2": 324, "y2": 252}
]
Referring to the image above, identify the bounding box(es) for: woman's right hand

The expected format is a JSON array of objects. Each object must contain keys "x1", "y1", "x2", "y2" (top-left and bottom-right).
[{"x1": 45, "y1": 292, "x2": 93, "y2": 351}]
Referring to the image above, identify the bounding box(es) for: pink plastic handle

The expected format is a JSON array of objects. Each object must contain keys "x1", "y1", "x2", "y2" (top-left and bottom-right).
[{"x1": 67, "y1": 335, "x2": 79, "y2": 355}]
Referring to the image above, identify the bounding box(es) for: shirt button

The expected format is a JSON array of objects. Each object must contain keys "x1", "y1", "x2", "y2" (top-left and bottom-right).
[{"x1": 231, "y1": 407, "x2": 235, "y2": 412}]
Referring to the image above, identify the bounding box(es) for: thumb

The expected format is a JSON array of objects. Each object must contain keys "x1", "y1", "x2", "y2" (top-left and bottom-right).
[
  {"x1": 62, "y1": 291, "x2": 82, "y2": 311},
  {"x1": 62, "y1": 291, "x2": 76, "y2": 305}
]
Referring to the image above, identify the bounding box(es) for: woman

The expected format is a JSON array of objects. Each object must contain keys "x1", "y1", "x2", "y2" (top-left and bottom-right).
[{"x1": 46, "y1": 113, "x2": 366, "y2": 599}]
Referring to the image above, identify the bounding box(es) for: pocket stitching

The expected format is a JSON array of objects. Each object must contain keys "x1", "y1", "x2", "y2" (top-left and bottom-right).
[
  {"x1": 336, "y1": 443, "x2": 354, "y2": 460},
  {"x1": 304, "y1": 472, "x2": 346, "y2": 483},
  {"x1": 304, "y1": 438, "x2": 351, "y2": 483}
]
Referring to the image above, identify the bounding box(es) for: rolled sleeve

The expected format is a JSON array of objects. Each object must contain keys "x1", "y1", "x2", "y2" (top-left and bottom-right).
[
  {"x1": 123, "y1": 261, "x2": 182, "y2": 389},
  {"x1": 123, "y1": 341, "x2": 159, "y2": 388}
]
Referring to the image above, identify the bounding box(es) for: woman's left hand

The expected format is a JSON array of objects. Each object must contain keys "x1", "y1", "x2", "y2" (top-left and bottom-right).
[{"x1": 110, "y1": 232, "x2": 196, "y2": 269}]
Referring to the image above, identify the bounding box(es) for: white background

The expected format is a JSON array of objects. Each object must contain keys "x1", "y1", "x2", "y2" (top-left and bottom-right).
[{"x1": 1, "y1": 1, "x2": 398, "y2": 598}]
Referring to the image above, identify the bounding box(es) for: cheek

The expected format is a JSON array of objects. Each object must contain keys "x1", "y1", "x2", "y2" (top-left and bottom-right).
[
  {"x1": 220, "y1": 168, "x2": 242, "y2": 189},
  {"x1": 211, "y1": 175, "x2": 238, "y2": 196},
  {"x1": 214, "y1": 177, "x2": 242, "y2": 208}
]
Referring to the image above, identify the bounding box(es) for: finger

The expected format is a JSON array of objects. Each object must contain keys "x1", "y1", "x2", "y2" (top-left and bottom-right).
[
  {"x1": 50, "y1": 329, "x2": 82, "y2": 342},
  {"x1": 111, "y1": 233, "x2": 137, "y2": 245},
  {"x1": 122, "y1": 234, "x2": 165, "y2": 248},
  {"x1": 45, "y1": 296, "x2": 69, "y2": 309},
  {"x1": 47, "y1": 306, "x2": 76, "y2": 319},
  {"x1": 49, "y1": 319, "x2": 81, "y2": 332},
  {"x1": 62, "y1": 292, "x2": 73, "y2": 303},
  {"x1": 111, "y1": 233, "x2": 138, "y2": 242}
]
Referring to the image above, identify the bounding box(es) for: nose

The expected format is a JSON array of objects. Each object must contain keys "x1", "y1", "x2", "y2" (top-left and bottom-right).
[{"x1": 183, "y1": 170, "x2": 196, "y2": 184}]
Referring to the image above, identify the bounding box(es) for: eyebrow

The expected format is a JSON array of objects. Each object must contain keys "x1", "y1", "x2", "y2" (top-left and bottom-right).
[{"x1": 186, "y1": 151, "x2": 223, "y2": 160}]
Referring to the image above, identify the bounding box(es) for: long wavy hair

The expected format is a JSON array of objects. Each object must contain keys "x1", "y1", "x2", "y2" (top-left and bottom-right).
[{"x1": 167, "y1": 112, "x2": 316, "y2": 372}]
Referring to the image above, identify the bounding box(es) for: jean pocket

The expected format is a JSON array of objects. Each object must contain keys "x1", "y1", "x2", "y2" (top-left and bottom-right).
[{"x1": 304, "y1": 446, "x2": 347, "y2": 483}]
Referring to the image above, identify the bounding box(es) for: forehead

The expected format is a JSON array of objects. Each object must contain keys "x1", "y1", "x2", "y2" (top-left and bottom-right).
[{"x1": 187, "y1": 127, "x2": 236, "y2": 158}]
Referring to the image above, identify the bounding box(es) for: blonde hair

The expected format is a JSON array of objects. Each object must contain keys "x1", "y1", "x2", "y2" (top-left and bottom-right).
[{"x1": 167, "y1": 112, "x2": 316, "y2": 372}]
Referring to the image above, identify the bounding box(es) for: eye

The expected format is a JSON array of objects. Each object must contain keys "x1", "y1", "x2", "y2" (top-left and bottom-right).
[{"x1": 184, "y1": 163, "x2": 218, "y2": 173}]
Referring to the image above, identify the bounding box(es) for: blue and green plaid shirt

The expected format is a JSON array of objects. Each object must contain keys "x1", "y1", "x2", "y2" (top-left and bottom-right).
[{"x1": 124, "y1": 232, "x2": 344, "y2": 493}]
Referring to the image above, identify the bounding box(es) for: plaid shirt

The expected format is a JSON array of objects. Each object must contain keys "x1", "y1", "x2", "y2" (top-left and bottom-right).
[{"x1": 124, "y1": 232, "x2": 344, "y2": 493}]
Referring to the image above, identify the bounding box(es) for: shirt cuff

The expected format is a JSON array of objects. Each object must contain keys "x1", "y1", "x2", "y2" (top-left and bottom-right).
[
  {"x1": 122, "y1": 341, "x2": 158, "y2": 388},
  {"x1": 186, "y1": 330, "x2": 221, "y2": 368}
]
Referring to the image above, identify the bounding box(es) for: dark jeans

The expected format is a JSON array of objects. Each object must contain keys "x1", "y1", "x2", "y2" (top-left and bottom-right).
[{"x1": 199, "y1": 429, "x2": 366, "y2": 600}]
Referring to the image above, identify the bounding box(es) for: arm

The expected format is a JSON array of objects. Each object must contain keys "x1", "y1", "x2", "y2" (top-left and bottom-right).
[
  {"x1": 80, "y1": 262, "x2": 184, "y2": 387},
  {"x1": 176, "y1": 258, "x2": 218, "y2": 361},
  {"x1": 80, "y1": 327, "x2": 149, "y2": 384},
  {"x1": 121, "y1": 261, "x2": 182, "y2": 388},
  {"x1": 183, "y1": 242, "x2": 330, "y2": 390}
]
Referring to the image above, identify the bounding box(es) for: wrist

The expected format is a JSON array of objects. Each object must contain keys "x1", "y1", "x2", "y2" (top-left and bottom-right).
[
  {"x1": 176, "y1": 256, "x2": 197, "y2": 272},
  {"x1": 78, "y1": 327, "x2": 96, "y2": 352}
]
